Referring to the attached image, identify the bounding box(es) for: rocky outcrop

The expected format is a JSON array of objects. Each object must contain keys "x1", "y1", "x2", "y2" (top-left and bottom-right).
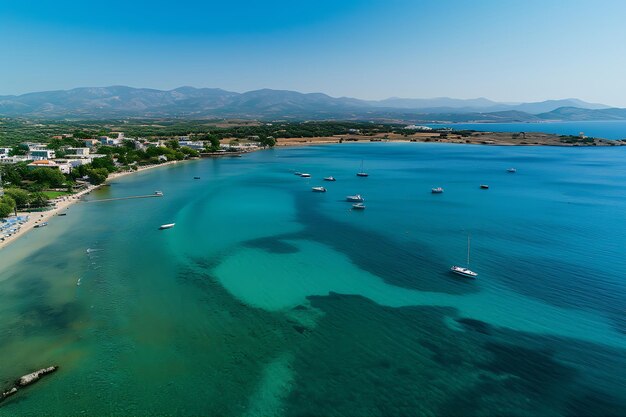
[{"x1": 0, "y1": 366, "x2": 58, "y2": 405}]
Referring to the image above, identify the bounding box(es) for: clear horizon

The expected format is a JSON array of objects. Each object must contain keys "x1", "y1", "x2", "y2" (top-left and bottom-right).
[{"x1": 1, "y1": 0, "x2": 626, "y2": 106}]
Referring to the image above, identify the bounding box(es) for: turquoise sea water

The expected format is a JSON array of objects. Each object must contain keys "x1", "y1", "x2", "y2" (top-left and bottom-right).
[
  {"x1": 428, "y1": 120, "x2": 626, "y2": 140},
  {"x1": 1, "y1": 143, "x2": 626, "y2": 416}
]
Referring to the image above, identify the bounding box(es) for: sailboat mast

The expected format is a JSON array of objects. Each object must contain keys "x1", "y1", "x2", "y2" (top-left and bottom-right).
[{"x1": 467, "y1": 234, "x2": 471, "y2": 266}]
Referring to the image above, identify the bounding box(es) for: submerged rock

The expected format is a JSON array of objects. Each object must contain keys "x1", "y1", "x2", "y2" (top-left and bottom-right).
[
  {"x1": 0, "y1": 366, "x2": 59, "y2": 405},
  {"x1": 17, "y1": 366, "x2": 59, "y2": 387}
]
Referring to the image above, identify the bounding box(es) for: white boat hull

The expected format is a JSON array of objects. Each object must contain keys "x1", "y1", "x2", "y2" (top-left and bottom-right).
[
  {"x1": 346, "y1": 194, "x2": 364, "y2": 202},
  {"x1": 450, "y1": 266, "x2": 477, "y2": 278}
]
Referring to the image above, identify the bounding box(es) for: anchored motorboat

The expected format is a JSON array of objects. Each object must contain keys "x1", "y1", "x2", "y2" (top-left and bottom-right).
[{"x1": 346, "y1": 194, "x2": 364, "y2": 202}]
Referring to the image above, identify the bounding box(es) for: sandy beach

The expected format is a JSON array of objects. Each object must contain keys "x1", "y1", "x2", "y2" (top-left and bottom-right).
[{"x1": 0, "y1": 160, "x2": 181, "y2": 252}]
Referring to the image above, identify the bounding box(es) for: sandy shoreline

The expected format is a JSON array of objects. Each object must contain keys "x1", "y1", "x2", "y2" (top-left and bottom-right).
[
  {"x1": 0, "y1": 160, "x2": 181, "y2": 252},
  {"x1": 274, "y1": 131, "x2": 625, "y2": 147}
]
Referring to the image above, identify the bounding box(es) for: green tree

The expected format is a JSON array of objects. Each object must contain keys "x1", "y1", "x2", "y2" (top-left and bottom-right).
[
  {"x1": 166, "y1": 140, "x2": 180, "y2": 150},
  {"x1": 209, "y1": 136, "x2": 220, "y2": 151},
  {"x1": 0, "y1": 195, "x2": 16, "y2": 217},
  {"x1": 29, "y1": 168, "x2": 66, "y2": 188},
  {"x1": 1, "y1": 163, "x2": 28, "y2": 186},
  {"x1": 4, "y1": 188, "x2": 30, "y2": 207},
  {"x1": 0, "y1": 202, "x2": 13, "y2": 218},
  {"x1": 260, "y1": 136, "x2": 276, "y2": 147},
  {"x1": 86, "y1": 168, "x2": 109, "y2": 185},
  {"x1": 180, "y1": 146, "x2": 199, "y2": 158},
  {"x1": 91, "y1": 156, "x2": 116, "y2": 172},
  {"x1": 29, "y1": 192, "x2": 49, "y2": 208},
  {"x1": 9, "y1": 144, "x2": 28, "y2": 156}
]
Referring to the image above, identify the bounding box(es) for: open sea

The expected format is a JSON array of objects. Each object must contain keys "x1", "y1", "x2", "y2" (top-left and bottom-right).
[{"x1": 1, "y1": 142, "x2": 626, "y2": 416}]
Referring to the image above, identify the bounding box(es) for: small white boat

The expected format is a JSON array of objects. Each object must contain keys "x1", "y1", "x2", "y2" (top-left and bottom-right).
[
  {"x1": 507, "y1": 168, "x2": 516, "y2": 173},
  {"x1": 324, "y1": 176, "x2": 336, "y2": 181},
  {"x1": 480, "y1": 185, "x2": 489, "y2": 189},
  {"x1": 312, "y1": 186, "x2": 327, "y2": 192},
  {"x1": 356, "y1": 160, "x2": 368, "y2": 177},
  {"x1": 34, "y1": 222, "x2": 48, "y2": 228},
  {"x1": 300, "y1": 173, "x2": 311, "y2": 178},
  {"x1": 159, "y1": 223, "x2": 176, "y2": 230},
  {"x1": 352, "y1": 203, "x2": 366, "y2": 210},
  {"x1": 346, "y1": 194, "x2": 364, "y2": 202},
  {"x1": 154, "y1": 191, "x2": 163, "y2": 196},
  {"x1": 431, "y1": 187, "x2": 444, "y2": 194},
  {"x1": 450, "y1": 234, "x2": 478, "y2": 279}
]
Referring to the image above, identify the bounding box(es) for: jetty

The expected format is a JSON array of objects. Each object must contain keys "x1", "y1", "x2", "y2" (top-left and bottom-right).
[
  {"x1": 85, "y1": 194, "x2": 163, "y2": 203},
  {"x1": 1, "y1": 366, "x2": 58, "y2": 405},
  {"x1": 200, "y1": 151, "x2": 245, "y2": 157}
]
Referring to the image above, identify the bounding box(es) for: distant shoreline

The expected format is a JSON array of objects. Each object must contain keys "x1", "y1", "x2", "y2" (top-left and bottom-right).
[{"x1": 274, "y1": 130, "x2": 625, "y2": 147}]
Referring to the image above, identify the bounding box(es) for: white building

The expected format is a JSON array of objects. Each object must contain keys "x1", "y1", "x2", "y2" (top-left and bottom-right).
[
  {"x1": 24, "y1": 142, "x2": 48, "y2": 151},
  {"x1": 27, "y1": 160, "x2": 71, "y2": 174},
  {"x1": 67, "y1": 147, "x2": 90, "y2": 156},
  {"x1": 99, "y1": 136, "x2": 122, "y2": 146},
  {"x1": 404, "y1": 125, "x2": 433, "y2": 131},
  {"x1": 27, "y1": 149, "x2": 56, "y2": 160},
  {"x1": 0, "y1": 148, "x2": 11, "y2": 161},
  {"x1": 178, "y1": 140, "x2": 205, "y2": 151},
  {"x1": 0, "y1": 156, "x2": 29, "y2": 164}
]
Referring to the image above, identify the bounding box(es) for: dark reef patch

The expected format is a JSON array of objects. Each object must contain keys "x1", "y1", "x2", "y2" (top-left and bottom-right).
[
  {"x1": 244, "y1": 236, "x2": 300, "y2": 254},
  {"x1": 482, "y1": 342, "x2": 577, "y2": 394},
  {"x1": 283, "y1": 293, "x2": 626, "y2": 417},
  {"x1": 457, "y1": 318, "x2": 492, "y2": 335},
  {"x1": 266, "y1": 193, "x2": 480, "y2": 296}
]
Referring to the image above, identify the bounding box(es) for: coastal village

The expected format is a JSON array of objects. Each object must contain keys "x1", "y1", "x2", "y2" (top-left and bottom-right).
[{"x1": 0, "y1": 132, "x2": 264, "y2": 245}]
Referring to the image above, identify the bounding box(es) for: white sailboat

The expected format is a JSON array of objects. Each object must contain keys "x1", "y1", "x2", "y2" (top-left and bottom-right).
[
  {"x1": 450, "y1": 234, "x2": 478, "y2": 278},
  {"x1": 356, "y1": 160, "x2": 368, "y2": 177}
]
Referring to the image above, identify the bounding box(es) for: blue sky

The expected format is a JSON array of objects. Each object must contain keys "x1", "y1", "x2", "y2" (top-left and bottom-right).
[{"x1": 1, "y1": 0, "x2": 626, "y2": 105}]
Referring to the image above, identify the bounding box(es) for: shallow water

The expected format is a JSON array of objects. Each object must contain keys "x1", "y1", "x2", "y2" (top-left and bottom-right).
[{"x1": 1, "y1": 143, "x2": 625, "y2": 416}]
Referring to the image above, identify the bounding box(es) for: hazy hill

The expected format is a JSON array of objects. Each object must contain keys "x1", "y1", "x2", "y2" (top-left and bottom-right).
[
  {"x1": 537, "y1": 106, "x2": 626, "y2": 121},
  {"x1": 0, "y1": 86, "x2": 621, "y2": 121}
]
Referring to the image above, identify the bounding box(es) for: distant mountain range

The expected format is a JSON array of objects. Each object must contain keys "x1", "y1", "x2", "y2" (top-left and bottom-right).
[{"x1": 0, "y1": 86, "x2": 624, "y2": 122}]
